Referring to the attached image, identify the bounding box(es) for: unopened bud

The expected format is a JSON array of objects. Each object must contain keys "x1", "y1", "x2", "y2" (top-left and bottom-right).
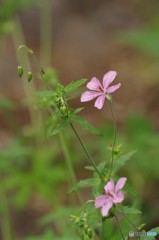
[
  {"x1": 60, "y1": 106, "x2": 67, "y2": 115},
  {"x1": 17, "y1": 66, "x2": 23, "y2": 78},
  {"x1": 114, "y1": 144, "x2": 122, "y2": 155},
  {"x1": 27, "y1": 71, "x2": 32, "y2": 82}
]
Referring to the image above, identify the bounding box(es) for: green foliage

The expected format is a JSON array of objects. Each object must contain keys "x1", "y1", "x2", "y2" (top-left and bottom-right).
[
  {"x1": 39, "y1": 207, "x2": 79, "y2": 225},
  {"x1": 72, "y1": 115, "x2": 102, "y2": 136},
  {"x1": 64, "y1": 79, "x2": 87, "y2": 93},
  {"x1": 117, "y1": 206, "x2": 141, "y2": 215},
  {"x1": 120, "y1": 24, "x2": 159, "y2": 58},
  {"x1": 113, "y1": 151, "x2": 136, "y2": 174},
  {"x1": 48, "y1": 119, "x2": 70, "y2": 136},
  {"x1": 68, "y1": 178, "x2": 98, "y2": 193}
]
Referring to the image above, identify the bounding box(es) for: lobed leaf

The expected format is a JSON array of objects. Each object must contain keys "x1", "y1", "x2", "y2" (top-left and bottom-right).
[
  {"x1": 113, "y1": 150, "x2": 136, "y2": 174},
  {"x1": 48, "y1": 120, "x2": 70, "y2": 136},
  {"x1": 64, "y1": 78, "x2": 87, "y2": 93},
  {"x1": 68, "y1": 178, "x2": 97, "y2": 193},
  {"x1": 117, "y1": 206, "x2": 141, "y2": 215},
  {"x1": 72, "y1": 115, "x2": 102, "y2": 136}
]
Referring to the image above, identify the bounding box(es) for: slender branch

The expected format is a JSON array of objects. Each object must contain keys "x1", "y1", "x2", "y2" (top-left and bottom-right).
[
  {"x1": 120, "y1": 207, "x2": 139, "y2": 231},
  {"x1": 114, "y1": 214, "x2": 125, "y2": 240},
  {"x1": 70, "y1": 122, "x2": 104, "y2": 182},
  {"x1": 107, "y1": 101, "x2": 117, "y2": 180}
]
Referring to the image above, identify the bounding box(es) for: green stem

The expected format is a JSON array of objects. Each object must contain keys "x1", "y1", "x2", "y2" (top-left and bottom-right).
[
  {"x1": 0, "y1": 188, "x2": 14, "y2": 240},
  {"x1": 107, "y1": 100, "x2": 117, "y2": 180},
  {"x1": 120, "y1": 207, "x2": 139, "y2": 231},
  {"x1": 114, "y1": 214, "x2": 125, "y2": 240},
  {"x1": 59, "y1": 132, "x2": 83, "y2": 204},
  {"x1": 70, "y1": 122, "x2": 104, "y2": 182},
  {"x1": 13, "y1": 17, "x2": 44, "y2": 145}
]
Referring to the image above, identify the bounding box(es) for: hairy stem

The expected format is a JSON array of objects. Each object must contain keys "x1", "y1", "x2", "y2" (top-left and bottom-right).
[
  {"x1": 120, "y1": 207, "x2": 139, "y2": 231},
  {"x1": 70, "y1": 122, "x2": 104, "y2": 182},
  {"x1": 114, "y1": 214, "x2": 125, "y2": 240}
]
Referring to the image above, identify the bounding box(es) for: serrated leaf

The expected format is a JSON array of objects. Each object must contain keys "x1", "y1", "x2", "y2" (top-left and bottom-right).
[
  {"x1": 113, "y1": 151, "x2": 136, "y2": 174},
  {"x1": 64, "y1": 78, "x2": 87, "y2": 93},
  {"x1": 49, "y1": 120, "x2": 70, "y2": 136},
  {"x1": 72, "y1": 115, "x2": 102, "y2": 136},
  {"x1": 68, "y1": 178, "x2": 97, "y2": 193},
  {"x1": 117, "y1": 206, "x2": 141, "y2": 215}
]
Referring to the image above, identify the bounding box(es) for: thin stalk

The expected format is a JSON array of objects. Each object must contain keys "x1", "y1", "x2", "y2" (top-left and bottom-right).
[
  {"x1": 0, "y1": 188, "x2": 13, "y2": 240},
  {"x1": 120, "y1": 207, "x2": 139, "y2": 231},
  {"x1": 107, "y1": 101, "x2": 117, "y2": 180},
  {"x1": 59, "y1": 131, "x2": 83, "y2": 204},
  {"x1": 12, "y1": 17, "x2": 44, "y2": 144},
  {"x1": 114, "y1": 214, "x2": 125, "y2": 240},
  {"x1": 70, "y1": 122, "x2": 104, "y2": 182}
]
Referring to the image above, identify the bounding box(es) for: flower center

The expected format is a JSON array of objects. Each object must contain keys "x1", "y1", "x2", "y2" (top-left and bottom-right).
[
  {"x1": 98, "y1": 86, "x2": 104, "y2": 92},
  {"x1": 106, "y1": 191, "x2": 115, "y2": 199}
]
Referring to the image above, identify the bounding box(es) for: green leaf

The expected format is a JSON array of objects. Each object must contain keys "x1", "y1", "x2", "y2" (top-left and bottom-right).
[
  {"x1": 117, "y1": 206, "x2": 141, "y2": 215},
  {"x1": 49, "y1": 120, "x2": 70, "y2": 136},
  {"x1": 139, "y1": 227, "x2": 159, "y2": 240},
  {"x1": 68, "y1": 178, "x2": 97, "y2": 193},
  {"x1": 72, "y1": 115, "x2": 102, "y2": 136},
  {"x1": 73, "y1": 107, "x2": 84, "y2": 114},
  {"x1": 149, "y1": 227, "x2": 159, "y2": 233},
  {"x1": 64, "y1": 78, "x2": 87, "y2": 93},
  {"x1": 113, "y1": 151, "x2": 136, "y2": 174},
  {"x1": 38, "y1": 207, "x2": 79, "y2": 225},
  {"x1": 32, "y1": 91, "x2": 54, "y2": 97}
]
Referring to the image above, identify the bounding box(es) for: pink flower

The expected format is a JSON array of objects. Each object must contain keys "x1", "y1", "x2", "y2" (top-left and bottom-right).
[
  {"x1": 81, "y1": 71, "x2": 121, "y2": 109},
  {"x1": 95, "y1": 177, "x2": 127, "y2": 217}
]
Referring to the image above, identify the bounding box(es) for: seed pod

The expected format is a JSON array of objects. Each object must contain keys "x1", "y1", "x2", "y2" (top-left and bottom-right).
[
  {"x1": 17, "y1": 66, "x2": 23, "y2": 78},
  {"x1": 27, "y1": 71, "x2": 32, "y2": 82}
]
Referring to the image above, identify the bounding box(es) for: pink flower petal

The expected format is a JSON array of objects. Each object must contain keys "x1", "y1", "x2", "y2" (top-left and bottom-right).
[
  {"x1": 115, "y1": 177, "x2": 127, "y2": 193},
  {"x1": 104, "y1": 179, "x2": 115, "y2": 195},
  {"x1": 101, "y1": 201, "x2": 113, "y2": 217},
  {"x1": 87, "y1": 77, "x2": 103, "y2": 91},
  {"x1": 113, "y1": 191, "x2": 124, "y2": 203},
  {"x1": 80, "y1": 91, "x2": 101, "y2": 102},
  {"x1": 106, "y1": 83, "x2": 121, "y2": 94},
  {"x1": 94, "y1": 94, "x2": 105, "y2": 109},
  {"x1": 95, "y1": 195, "x2": 108, "y2": 208},
  {"x1": 103, "y1": 71, "x2": 117, "y2": 90}
]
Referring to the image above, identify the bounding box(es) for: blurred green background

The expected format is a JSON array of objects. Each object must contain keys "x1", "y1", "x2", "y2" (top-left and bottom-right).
[{"x1": 0, "y1": 0, "x2": 159, "y2": 239}]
